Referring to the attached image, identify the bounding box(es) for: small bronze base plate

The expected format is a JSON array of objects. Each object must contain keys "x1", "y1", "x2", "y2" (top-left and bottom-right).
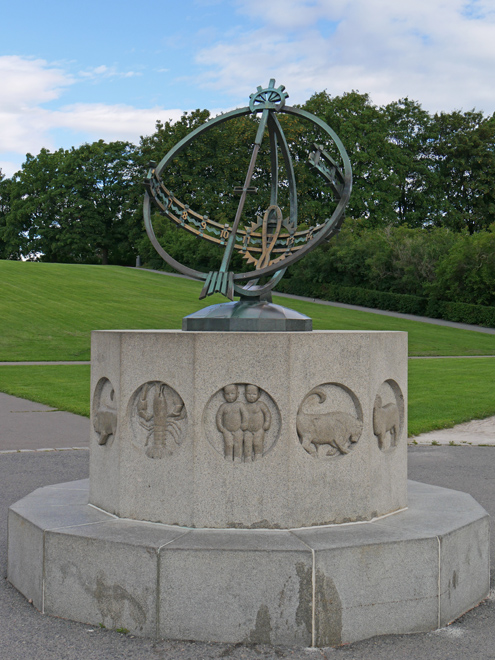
[{"x1": 182, "y1": 301, "x2": 312, "y2": 332}]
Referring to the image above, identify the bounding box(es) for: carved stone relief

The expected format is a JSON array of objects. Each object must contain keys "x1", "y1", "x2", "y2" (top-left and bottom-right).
[
  {"x1": 373, "y1": 380, "x2": 404, "y2": 451},
  {"x1": 129, "y1": 382, "x2": 187, "y2": 459},
  {"x1": 204, "y1": 384, "x2": 281, "y2": 462},
  {"x1": 297, "y1": 384, "x2": 363, "y2": 458},
  {"x1": 92, "y1": 377, "x2": 118, "y2": 446}
]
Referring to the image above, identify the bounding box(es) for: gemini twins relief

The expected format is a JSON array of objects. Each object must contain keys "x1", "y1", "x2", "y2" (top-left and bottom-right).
[
  {"x1": 129, "y1": 381, "x2": 187, "y2": 459},
  {"x1": 205, "y1": 384, "x2": 280, "y2": 462},
  {"x1": 297, "y1": 384, "x2": 363, "y2": 458},
  {"x1": 92, "y1": 377, "x2": 118, "y2": 445},
  {"x1": 373, "y1": 380, "x2": 404, "y2": 451}
]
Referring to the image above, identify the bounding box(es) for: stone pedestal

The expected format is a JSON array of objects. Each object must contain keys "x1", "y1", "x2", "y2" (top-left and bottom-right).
[
  {"x1": 89, "y1": 330, "x2": 408, "y2": 528},
  {"x1": 7, "y1": 329, "x2": 490, "y2": 647}
]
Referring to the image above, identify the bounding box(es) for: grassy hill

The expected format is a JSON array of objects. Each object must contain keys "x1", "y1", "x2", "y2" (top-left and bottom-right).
[
  {"x1": 2, "y1": 260, "x2": 495, "y2": 360},
  {"x1": 1, "y1": 260, "x2": 495, "y2": 435}
]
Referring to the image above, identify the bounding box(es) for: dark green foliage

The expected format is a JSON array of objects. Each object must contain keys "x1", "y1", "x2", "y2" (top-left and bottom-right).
[
  {"x1": 430, "y1": 111, "x2": 495, "y2": 233},
  {"x1": 276, "y1": 279, "x2": 495, "y2": 328},
  {"x1": 277, "y1": 218, "x2": 495, "y2": 326},
  {"x1": 0, "y1": 169, "x2": 10, "y2": 258},
  {"x1": 1, "y1": 141, "x2": 141, "y2": 265}
]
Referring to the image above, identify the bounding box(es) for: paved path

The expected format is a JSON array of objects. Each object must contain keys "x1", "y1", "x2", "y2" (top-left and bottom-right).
[
  {"x1": 411, "y1": 415, "x2": 495, "y2": 446},
  {"x1": 0, "y1": 392, "x2": 89, "y2": 452},
  {"x1": 1, "y1": 392, "x2": 495, "y2": 659}
]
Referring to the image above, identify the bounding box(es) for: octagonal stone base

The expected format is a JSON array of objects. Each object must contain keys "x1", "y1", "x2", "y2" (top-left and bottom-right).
[{"x1": 8, "y1": 479, "x2": 489, "y2": 647}]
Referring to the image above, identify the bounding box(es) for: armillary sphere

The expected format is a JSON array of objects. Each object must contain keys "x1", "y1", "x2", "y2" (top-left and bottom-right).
[{"x1": 143, "y1": 79, "x2": 352, "y2": 302}]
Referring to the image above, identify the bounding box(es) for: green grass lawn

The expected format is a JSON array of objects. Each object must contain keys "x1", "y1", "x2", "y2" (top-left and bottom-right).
[
  {"x1": 0, "y1": 359, "x2": 494, "y2": 436},
  {"x1": 1, "y1": 260, "x2": 495, "y2": 435},
  {"x1": 408, "y1": 358, "x2": 495, "y2": 436},
  {"x1": 2, "y1": 260, "x2": 495, "y2": 360},
  {"x1": 0, "y1": 365, "x2": 90, "y2": 417}
]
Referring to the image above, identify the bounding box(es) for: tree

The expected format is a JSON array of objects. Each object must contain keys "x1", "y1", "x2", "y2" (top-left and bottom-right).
[
  {"x1": 431, "y1": 110, "x2": 495, "y2": 233},
  {"x1": 302, "y1": 91, "x2": 394, "y2": 226},
  {"x1": 0, "y1": 168, "x2": 10, "y2": 258},
  {"x1": 383, "y1": 99, "x2": 436, "y2": 227},
  {"x1": 2, "y1": 141, "x2": 140, "y2": 264}
]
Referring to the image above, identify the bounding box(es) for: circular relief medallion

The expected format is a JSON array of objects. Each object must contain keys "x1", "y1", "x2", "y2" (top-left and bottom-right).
[
  {"x1": 297, "y1": 383, "x2": 363, "y2": 459},
  {"x1": 373, "y1": 379, "x2": 405, "y2": 452},
  {"x1": 92, "y1": 377, "x2": 117, "y2": 446},
  {"x1": 203, "y1": 383, "x2": 281, "y2": 463},
  {"x1": 128, "y1": 382, "x2": 188, "y2": 459}
]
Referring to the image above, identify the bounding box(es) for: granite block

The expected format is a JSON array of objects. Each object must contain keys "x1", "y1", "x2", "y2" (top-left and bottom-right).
[
  {"x1": 159, "y1": 528, "x2": 313, "y2": 646},
  {"x1": 43, "y1": 518, "x2": 186, "y2": 636},
  {"x1": 7, "y1": 509, "x2": 44, "y2": 610},
  {"x1": 312, "y1": 535, "x2": 439, "y2": 645},
  {"x1": 89, "y1": 331, "x2": 122, "y2": 514},
  {"x1": 439, "y1": 516, "x2": 490, "y2": 626}
]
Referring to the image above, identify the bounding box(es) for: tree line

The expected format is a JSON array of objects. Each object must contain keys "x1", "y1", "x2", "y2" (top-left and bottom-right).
[{"x1": 1, "y1": 91, "x2": 495, "y2": 307}]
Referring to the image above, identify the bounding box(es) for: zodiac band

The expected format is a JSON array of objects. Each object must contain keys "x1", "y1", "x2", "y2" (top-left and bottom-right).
[{"x1": 93, "y1": 379, "x2": 403, "y2": 459}]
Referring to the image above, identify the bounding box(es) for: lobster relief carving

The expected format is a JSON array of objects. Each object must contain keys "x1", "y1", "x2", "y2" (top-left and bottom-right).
[{"x1": 132, "y1": 382, "x2": 187, "y2": 459}]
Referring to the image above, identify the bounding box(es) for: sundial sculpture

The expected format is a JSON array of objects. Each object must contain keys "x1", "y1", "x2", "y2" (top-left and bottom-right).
[
  {"x1": 143, "y1": 80, "x2": 352, "y2": 330},
  {"x1": 7, "y1": 80, "x2": 489, "y2": 648}
]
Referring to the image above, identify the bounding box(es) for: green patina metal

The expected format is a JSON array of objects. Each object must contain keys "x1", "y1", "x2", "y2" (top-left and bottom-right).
[{"x1": 143, "y1": 79, "x2": 352, "y2": 322}]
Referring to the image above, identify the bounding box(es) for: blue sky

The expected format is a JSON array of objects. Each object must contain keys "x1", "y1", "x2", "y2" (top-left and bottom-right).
[{"x1": 1, "y1": 0, "x2": 495, "y2": 177}]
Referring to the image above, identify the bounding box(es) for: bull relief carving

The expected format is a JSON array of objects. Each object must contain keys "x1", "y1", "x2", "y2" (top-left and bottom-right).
[
  {"x1": 297, "y1": 384, "x2": 363, "y2": 458},
  {"x1": 373, "y1": 380, "x2": 404, "y2": 451},
  {"x1": 92, "y1": 377, "x2": 118, "y2": 446},
  {"x1": 129, "y1": 382, "x2": 187, "y2": 459},
  {"x1": 205, "y1": 384, "x2": 280, "y2": 462}
]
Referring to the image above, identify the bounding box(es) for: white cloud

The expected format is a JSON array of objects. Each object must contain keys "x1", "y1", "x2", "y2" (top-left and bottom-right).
[
  {"x1": 53, "y1": 103, "x2": 185, "y2": 142},
  {"x1": 0, "y1": 55, "x2": 72, "y2": 110},
  {"x1": 0, "y1": 56, "x2": 188, "y2": 177},
  {"x1": 197, "y1": 0, "x2": 495, "y2": 113},
  {"x1": 78, "y1": 64, "x2": 143, "y2": 80}
]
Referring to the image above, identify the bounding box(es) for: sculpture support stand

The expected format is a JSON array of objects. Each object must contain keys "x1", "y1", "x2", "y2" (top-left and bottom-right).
[{"x1": 7, "y1": 330, "x2": 490, "y2": 646}]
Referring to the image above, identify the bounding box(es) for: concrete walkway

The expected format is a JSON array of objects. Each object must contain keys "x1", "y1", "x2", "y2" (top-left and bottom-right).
[
  {"x1": 0, "y1": 392, "x2": 89, "y2": 452},
  {"x1": 411, "y1": 415, "x2": 495, "y2": 446}
]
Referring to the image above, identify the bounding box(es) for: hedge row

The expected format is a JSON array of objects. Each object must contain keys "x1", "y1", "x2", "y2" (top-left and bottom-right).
[{"x1": 275, "y1": 280, "x2": 495, "y2": 328}]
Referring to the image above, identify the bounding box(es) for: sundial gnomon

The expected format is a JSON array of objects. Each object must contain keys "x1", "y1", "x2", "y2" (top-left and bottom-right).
[{"x1": 143, "y1": 79, "x2": 352, "y2": 302}]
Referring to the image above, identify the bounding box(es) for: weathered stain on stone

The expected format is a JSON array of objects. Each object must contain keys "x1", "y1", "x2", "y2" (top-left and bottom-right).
[
  {"x1": 295, "y1": 562, "x2": 312, "y2": 637},
  {"x1": 57, "y1": 563, "x2": 148, "y2": 631},
  {"x1": 452, "y1": 570, "x2": 458, "y2": 589},
  {"x1": 246, "y1": 604, "x2": 272, "y2": 644},
  {"x1": 226, "y1": 520, "x2": 282, "y2": 529},
  {"x1": 315, "y1": 568, "x2": 342, "y2": 647},
  {"x1": 310, "y1": 514, "x2": 369, "y2": 527},
  {"x1": 93, "y1": 574, "x2": 147, "y2": 629}
]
